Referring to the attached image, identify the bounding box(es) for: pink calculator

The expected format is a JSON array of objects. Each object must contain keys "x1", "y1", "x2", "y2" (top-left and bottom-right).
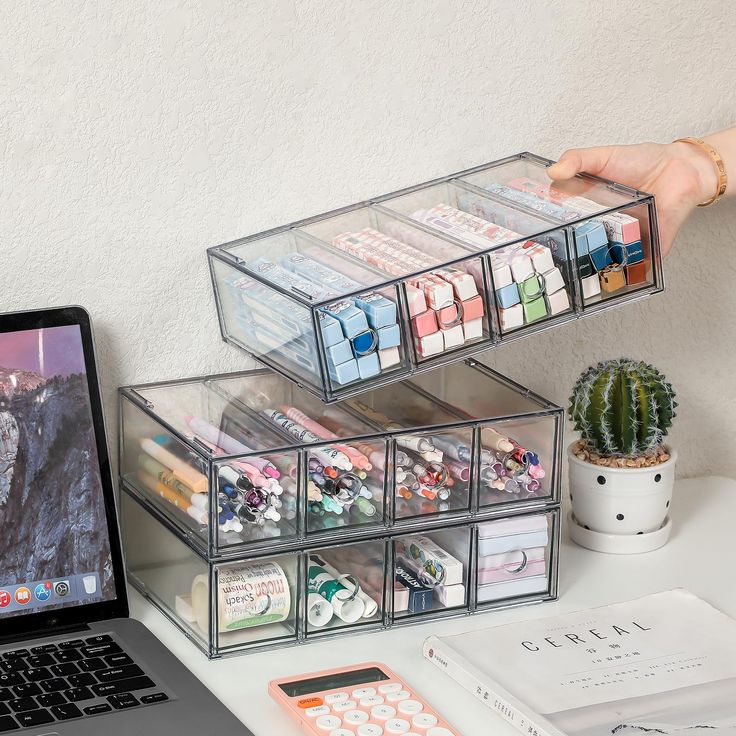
[{"x1": 269, "y1": 661, "x2": 458, "y2": 735}]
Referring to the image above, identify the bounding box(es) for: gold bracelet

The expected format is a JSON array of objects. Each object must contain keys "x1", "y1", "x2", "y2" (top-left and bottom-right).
[{"x1": 674, "y1": 137, "x2": 728, "y2": 206}]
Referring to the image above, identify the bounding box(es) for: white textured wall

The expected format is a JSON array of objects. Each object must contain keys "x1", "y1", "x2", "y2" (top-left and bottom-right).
[{"x1": 3, "y1": 1, "x2": 735, "y2": 478}]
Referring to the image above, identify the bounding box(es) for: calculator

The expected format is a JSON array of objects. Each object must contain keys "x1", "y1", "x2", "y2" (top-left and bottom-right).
[{"x1": 269, "y1": 661, "x2": 458, "y2": 735}]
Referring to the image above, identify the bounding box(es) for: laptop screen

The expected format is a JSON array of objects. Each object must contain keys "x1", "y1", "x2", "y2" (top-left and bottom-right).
[{"x1": 0, "y1": 324, "x2": 117, "y2": 617}]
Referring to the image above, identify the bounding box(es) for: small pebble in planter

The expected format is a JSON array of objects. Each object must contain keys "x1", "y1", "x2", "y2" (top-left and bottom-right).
[{"x1": 566, "y1": 358, "x2": 678, "y2": 554}]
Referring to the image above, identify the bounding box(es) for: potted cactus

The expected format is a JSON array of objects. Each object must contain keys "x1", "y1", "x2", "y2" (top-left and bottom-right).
[{"x1": 567, "y1": 358, "x2": 677, "y2": 553}]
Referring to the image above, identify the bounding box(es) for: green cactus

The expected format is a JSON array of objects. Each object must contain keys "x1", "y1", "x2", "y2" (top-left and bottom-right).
[{"x1": 569, "y1": 358, "x2": 677, "y2": 457}]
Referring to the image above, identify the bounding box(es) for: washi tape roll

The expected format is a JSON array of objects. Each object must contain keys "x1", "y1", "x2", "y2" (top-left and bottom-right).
[
  {"x1": 191, "y1": 561, "x2": 291, "y2": 634},
  {"x1": 307, "y1": 564, "x2": 365, "y2": 623}
]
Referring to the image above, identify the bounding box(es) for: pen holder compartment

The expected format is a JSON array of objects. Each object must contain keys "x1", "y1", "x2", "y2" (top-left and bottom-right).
[{"x1": 475, "y1": 509, "x2": 559, "y2": 608}]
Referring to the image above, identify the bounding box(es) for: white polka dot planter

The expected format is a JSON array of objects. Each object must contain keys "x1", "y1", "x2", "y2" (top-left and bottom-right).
[{"x1": 567, "y1": 444, "x2": 676, "y2": 553}]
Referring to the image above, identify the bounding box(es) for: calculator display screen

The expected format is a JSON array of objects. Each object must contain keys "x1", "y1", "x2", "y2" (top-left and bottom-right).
[{"x1": 279, "y1": 667, "x2": 390, "y2": 697}]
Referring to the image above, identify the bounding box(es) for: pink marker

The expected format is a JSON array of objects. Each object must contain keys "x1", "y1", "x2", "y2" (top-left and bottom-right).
[
  {"x1": 184, "y1": 415, "x2": 281, "y2": 479},
  {"x1": 446, "y1": 459, "x2": 470, "y2": 482},
  {"x1": 188, "y1": 433, "x2": 269, "y2": 487}
]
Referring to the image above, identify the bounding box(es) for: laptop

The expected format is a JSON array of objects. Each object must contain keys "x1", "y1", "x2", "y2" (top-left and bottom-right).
[{"x1": 0, "y1": 306, "x2": 251, "y2": 735}]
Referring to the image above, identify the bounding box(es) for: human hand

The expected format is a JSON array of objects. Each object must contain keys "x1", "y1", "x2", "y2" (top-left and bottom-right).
[{"x1": 547, "y1": 142, "x2": 719, "y2": 255}]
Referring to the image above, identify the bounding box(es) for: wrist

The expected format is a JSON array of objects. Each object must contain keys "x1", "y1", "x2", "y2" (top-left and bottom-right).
[{"x1": 669, "y1": 140, "x2": 722, "y2": 205}]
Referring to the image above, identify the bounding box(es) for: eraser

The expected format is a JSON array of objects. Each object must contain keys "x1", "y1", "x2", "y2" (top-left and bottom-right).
[
  {"x1": 600, "y1": 267, "x2": 627, "y2": 294},
  {"x1": 461, "y1": 294, "x2": 485, "y2": 322},
  {"x1": 509, "y1": 253, "x2": 534, "y2": 282},
  {"x1": 326, "y1": 338, "x2": 353, "y2": 366},
  {"x1": 491, "y1": 261, "x2": 513, "y2": 290},
  {"x1": 582, "y1": 273, "x2": 601, "y2": 299},
  {"x1": 589, "y1": 244, "x2": 613, "y2": 272},
  {"x1": 356, "y1": 351, "x2": 381, "y2": 379},
  {"x1": 328, "y1": 357, "x2": 360, "y2": 385},
  {"x1": 541, "y1": 267, "x2": 565, "y2": 295},
  {"x1": 611, "y1": 240, "x2": 644, "y2": 266},
  {"x1": 405, "y1": 284, "x2": 428, "y2": 318},
  {"x1": 625, "y1": 260, "x2": 649, "y2": 286},
  {"x1": 354, "y1": 292, "x2": 397, "y2": 330},
  {"x1": 412, "y1": 308, "x2": 439, "y2": 338},
  {"x1": 463, "y1": 318, "x2": 484, "y2": 341},
  {"x1": 396, "y1": 565, "x2": 433, "y2": 613},
  {"x1": 522, "y1": 296, "x2": 548, "y2": 323},
  {"x1": 434, "y1": 583, "x2": 466, "y2": 608},
  {"x1": 415, "y1": 331, "x2": 444, "y2": 357},
  {"x1": 325, "y1": 301, "x2": 369, "y2": 338},
  {"x1": 318, "y1": 312, "x2": 346, "y2": 348},
  {"x1": 546, "y1": 288, "x2": 570, "y2": 315},
  {"x1": 500, "y1": 304, "x2": 524, "y2": 331},
  {"x1": 351, "y1": 329, "x2": 378, "y2": 356},
  {"x1": 441, "y1": 324, "x2": 465, "y2": 350},
  {"x1": 379, "y1": 346, "x2": 401, "y2": 369},
  {"x1": 519, "y1": 274, "x2": 544, "y2": 304},
  {"x1": 496, "y1": 282, "x2": 520, "y2": 309},
  {"x1": 377, "y1": 323, "x2": 401, "y2": 350}
]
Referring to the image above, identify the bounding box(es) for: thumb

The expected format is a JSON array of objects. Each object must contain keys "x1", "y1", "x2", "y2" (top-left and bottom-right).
[{"x1": 547, "y1": 147, "x2": 614, "y2": 180}]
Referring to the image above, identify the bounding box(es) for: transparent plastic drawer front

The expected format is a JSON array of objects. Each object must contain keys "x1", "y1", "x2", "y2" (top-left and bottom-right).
[
  {"x1": 392, "y1": 527, "x2": 472, "y2": 620},
  {"x1": 459, "y1": 155, "x2": 662, "y2": 313},
  {"x1": 208, "y1": 153, "x2": 662, "y2": 402},
  {"x1": 475, "y1": 510, "x2": 559, "y2": 607}
]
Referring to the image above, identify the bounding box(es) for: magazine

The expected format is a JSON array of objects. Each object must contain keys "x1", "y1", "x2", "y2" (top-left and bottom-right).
[{"x1": 424, "y1": 590, "x2": 736, "y2": 736}]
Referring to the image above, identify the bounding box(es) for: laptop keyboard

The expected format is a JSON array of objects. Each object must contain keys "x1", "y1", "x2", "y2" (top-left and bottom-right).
[{"x1": 0, "y1": 634, "x2": 170, "y2": 731}]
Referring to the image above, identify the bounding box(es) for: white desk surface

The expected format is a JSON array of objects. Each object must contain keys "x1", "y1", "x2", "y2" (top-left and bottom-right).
[{"x1": 131, "y1": 476, "x2": 736, "y2": 736}]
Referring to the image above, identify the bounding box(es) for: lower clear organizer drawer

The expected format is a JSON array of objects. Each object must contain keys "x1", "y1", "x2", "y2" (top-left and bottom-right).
[{"x1": 121, "y1": 490, "x2": 559, "y2": 658}]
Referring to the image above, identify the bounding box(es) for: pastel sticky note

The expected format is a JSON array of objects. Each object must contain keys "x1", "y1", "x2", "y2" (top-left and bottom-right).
[
  {"x1": 491, "y1": 262, "x2": 513, "y2": 289},
  {"x1": 377, "y1": 323, "x2": 401, "y2": 349},
  {"x1": 379, "y1": 346, "x2": 401, "y2": 369},
  {"x1": 519, "y1": 275, "x2": 544, "y2": 304},
  {"x1": 625, "y1": 261, "x2": 649, "y2": 286},
  {"x1": 442, "y1": 324, "x2": 465, "y2": 350},
  {"x1": 328, "y1": 357, "x2": 360, "y2": 385},
  {"x1": 496, "y1": 282, "x2": 520, "y2": 309},
  {"x1": 582, "y1": 274, "x2": 601, "y2": 300},
  {"x1": 326, "y1": 338, "x2": 353, "y2": 366},
  {"x1": 589, "y1": 244, "x2": 613, "y2": 272},
  {"x1": 463, "y1": 318, "x2": 484, "y2": 341},
  {"x1": 523, "y1": 296, "x2": 548, "y2": 323},
  {"x1": 415, "y1": 331, "x2": 444, "y2": 357},
  {"x1": 356, "y1": 351, "x2": 381, "y2": 379},
  {"x1": 319, "y1": 312, "x2": 345, "y2": 348},
  {"x1": 325, "y1": 301, "x2": 369, "y2": 338},
  {"x1": 611, "y1": 240, "x2": 644, "y2": 266},
  {"x1": 546, "y1": 288, "x2": 570, "y2": 315},
  {"x1": 405, "y1": 284, "x2": 428, "y2": 318},
  {"x1": 412, "y1": 308, "x2": 438, "y2": 338},
  {"x1": 354, "y1": 292, "x2": 397, "y2": 329},
  {"x1": 461, "y1": 294, "x2": 485, "y2": 322},
  {"x1": 500, "y1": 304, "x2": 524, "y2": 331},
  {"x1": 542, "y1": 267, "x2": 565, "y2": 295}
]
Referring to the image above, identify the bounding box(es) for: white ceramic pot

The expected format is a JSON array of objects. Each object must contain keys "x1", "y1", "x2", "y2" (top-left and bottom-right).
[{"x1": 567, "y1": 443, "x2": 677, "y2": 536}]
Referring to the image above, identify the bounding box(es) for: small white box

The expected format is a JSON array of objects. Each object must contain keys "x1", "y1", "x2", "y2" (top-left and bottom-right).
[
  {"x1": 410, "y1": 536, "x2": 464, "y2": 586},
  {"x1": 415, "y1": 331, "x2": 444, "y2": 357},
  {"x1": 379, "y1": 346, "x2": 401, "y2": 369},
  {"x1": 463, "y1": 318, "x2": 483, "y2": 341},
  {"x1": 441, "y1": 324, "x2": 465, "y2": 350},
  {"x1": 509, "y1": 254, "x2": 534, "y2": 283},
  {"x1": 500, "y1": 304, "x2": 524, "y2": 331},
  {"x1": 546, "y1": 288, "x2": 570, "y2": 315},
  {"x1": 542, "y1": 267, "x2": 566, "y2": 295},
  {"x1": 434, "y1": 583, "x2": 466, "y2": 607},
  {"x1": 528, "y1": 246, "x2": 554, "y2": 275},
  {"x1": 582, "y1": 274, "x2": 601, "y2": 299},
  {"x1": 491, "y1": 261, "x2": 513, "y2": 289}
]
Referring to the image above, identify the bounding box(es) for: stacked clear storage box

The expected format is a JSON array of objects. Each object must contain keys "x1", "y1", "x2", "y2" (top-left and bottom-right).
[
  {"x1": 120, "y1": 359, "x2": 562, "y2": 657},
  {"x1": 121, "y1": 152, "x2": 663, "y2": 658}
]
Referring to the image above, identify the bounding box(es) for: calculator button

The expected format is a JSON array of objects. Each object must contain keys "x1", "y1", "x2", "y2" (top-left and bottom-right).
[
  {"x1": 344, "y1": 709, "x2": 370, "y2": 725},
  {"x1": 316, "y1": 714, "x2": 343, "y2": 731},
  {"x1": 333, "y1": 700, "x2": 357, "y2": 712},
  {"x1": 412, "y1": 713, "x2": 439, "y2": 728},
  {"x1": 325, "y1": 692, "x2": 350, "y2": 704},
  {"x1": 351, "y1": 687, "x2": 376, "y2": 699},
  {"x1": 385, "y1": 719, "x2": 412, "y2": 734},
  {"x1": 357, "y1": 725, "x2": 384, "y2": 736},
  {"x1": 427, "y1": 729, "x2": 455, "y2": 736},
  {"x1": 306, "y1": 705, "x2": 332, "y2": 717},
  {"x1": 398, "y1": 700, "x2": 424, "y2": 716},
  {"x1": 378, "y1": 683, "x2": 404, "y2": 694},
  {"x1": 371, "y1": 704, "x2": 397, "y2": 720},
  {"x1": 330, "y1": 731, "x2": 356, "y2": 736},
  {"x1": 386, "y1": 690, "x2": 411, "y2": 703},
  {"x1": 298, "y1": 696, "x2": 324, "y2": 709},
  {"x1": 360, "y1": 695, "x2": 385, "y2": 707}
]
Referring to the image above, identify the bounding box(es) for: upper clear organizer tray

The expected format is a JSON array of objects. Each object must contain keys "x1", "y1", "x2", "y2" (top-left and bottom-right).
[{"x1": 208, "y1": 152, "x2": 663, "y2": 402}]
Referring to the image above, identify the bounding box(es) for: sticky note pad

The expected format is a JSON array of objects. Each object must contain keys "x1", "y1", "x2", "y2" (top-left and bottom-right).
[
  {"x1": 357, "y1": 352, "x2": 381, "y2": 379},
  {"x1": 589, "y1": 244, "x2": 613, "y2": 272},
  {"x1": 377, "y1": 323, "x2": 401, "y2": 350},
  {"x1": 611, "y1": 240, "x2": 644, "y2": 266},
  {"x1": 354, "y1": 292, "x2": 397, "y2": 330},
  {"x1": 523, "y1": 296, "x2": 548, "y2": 323},
  {"x1": 325, "y1": 301, "x2": 369, "y2": 338},
  {"x1": 496, "y1": 282, "x2": 520, "y2": 309}
]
